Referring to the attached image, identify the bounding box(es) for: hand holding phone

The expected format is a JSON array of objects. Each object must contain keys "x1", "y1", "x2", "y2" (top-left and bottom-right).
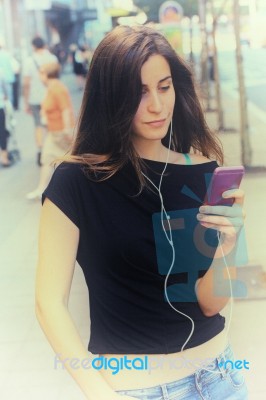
[{"x1": 204, "y1": 166, "x2": 245, "y2": 206}]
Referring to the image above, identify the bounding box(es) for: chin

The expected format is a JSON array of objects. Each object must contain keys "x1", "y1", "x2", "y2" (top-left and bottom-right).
[
  {"x1": 147, "y1": 130, "x2": 169, "y2": 140},
  {"x1": 132, "y1": 126, "x2": 169, "y2": 144}
]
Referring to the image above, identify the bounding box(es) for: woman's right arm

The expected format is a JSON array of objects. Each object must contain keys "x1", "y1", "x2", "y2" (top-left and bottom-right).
[{"x1": 35, "y1": 198, "x2": 134, "y2": 400}]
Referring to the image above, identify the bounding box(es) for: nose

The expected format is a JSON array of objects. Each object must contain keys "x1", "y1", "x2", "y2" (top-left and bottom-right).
[{"x1": 147, "y1": 91, "x2": 163, "y2": 113}]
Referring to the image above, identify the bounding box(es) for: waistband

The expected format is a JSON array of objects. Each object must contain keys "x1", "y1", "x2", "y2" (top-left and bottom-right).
[{"x1": 116, "y1": 342, "x2": 233, "y2": 395}]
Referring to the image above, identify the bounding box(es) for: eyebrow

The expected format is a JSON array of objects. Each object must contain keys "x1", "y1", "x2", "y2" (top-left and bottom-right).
[{"x1": 141, "y1": 75, "x2": 172, "y2": 87}]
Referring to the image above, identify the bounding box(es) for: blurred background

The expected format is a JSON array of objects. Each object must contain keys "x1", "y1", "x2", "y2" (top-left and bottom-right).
[{"x1": 0, "y1": 1, "x2": 266, "y2": 399}]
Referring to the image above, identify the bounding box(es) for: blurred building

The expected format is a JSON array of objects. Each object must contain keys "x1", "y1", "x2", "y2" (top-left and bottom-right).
[
  {"x1": 0, "y1": 0, "x2": 150, "y2": 73},
  {"x1": 236, "y1": 0, "x2": 266, "y2": 47},
  {"x1": 0, "y1": 0, "x2": 132, "y2": 61},
  {"x1": 0, "y1": 1, "x2": 144, "y2": 60}
]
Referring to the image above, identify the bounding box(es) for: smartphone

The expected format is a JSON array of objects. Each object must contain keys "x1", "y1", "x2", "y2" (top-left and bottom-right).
[{"x1": 204, "y1": 166, "x2": 245, "y2": 206}]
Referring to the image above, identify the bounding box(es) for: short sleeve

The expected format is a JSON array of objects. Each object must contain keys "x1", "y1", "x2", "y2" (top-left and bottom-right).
[{"x1": 42, "y1": 163, "x2": 82, "y2": 228}]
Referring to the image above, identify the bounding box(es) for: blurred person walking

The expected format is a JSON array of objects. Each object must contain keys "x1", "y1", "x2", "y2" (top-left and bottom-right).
[
  {"x1": 0, "y1": 69, "x2": 11, "y2": 167},
  {"x1": 69, "y1": 44, "x2": 89, "y2": 90},
  {"x1": 11, "y1": 53, "x2": 20, "y2": 110},
  {"x1": 26, "y1": 62, "x2": 75, "y2": 200},
  {"x1": 23, "y1": 37, "x2": 58, "y2": 166},
  {"x1": 0, "y1": 38, "x2": 15, "y2": 106}
]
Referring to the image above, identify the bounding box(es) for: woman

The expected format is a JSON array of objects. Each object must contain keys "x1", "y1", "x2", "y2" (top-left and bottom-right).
[
  {"x1": 26, "y1": 62, "x2": 74, "y2": 199},
  {"x1": 35, "y1": 26, "x2": 247, "y2": 399}
]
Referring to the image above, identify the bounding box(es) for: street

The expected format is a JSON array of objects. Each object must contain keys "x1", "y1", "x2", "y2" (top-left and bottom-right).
[
  {"x1": 0, "y1": 67, "x2": 266, "y2": 400},
  {"x1": 185, "y1": 27, "x2": 266, "y2": 114},
  {"x1": 219, "y1": 46, "x2": 266, "y2": 113}
]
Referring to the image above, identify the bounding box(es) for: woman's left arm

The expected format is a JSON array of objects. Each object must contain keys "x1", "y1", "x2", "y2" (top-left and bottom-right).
[{"x1": 195, "y1": 188, "x2": 246, "y2": 317}]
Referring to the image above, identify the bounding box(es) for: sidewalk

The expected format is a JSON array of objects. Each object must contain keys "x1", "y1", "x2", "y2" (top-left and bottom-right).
[
  {"x1": 0, "y1": 74, "x2": 265, "y2": 399},
  {"x1": 205, "y1": 86, "x2": 266, "y2": 270},
  {"x1": 0, "y1": 73, "x2": 88, "y2": 400},
  {"x1": 205, "y1": 87, "x2": 266, "y2": 399},
  {"x1": 205, "y1": 84, "x2": 266, "y2": 168}
]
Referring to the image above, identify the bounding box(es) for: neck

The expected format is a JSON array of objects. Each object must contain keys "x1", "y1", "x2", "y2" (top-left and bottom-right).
[
  {"x1": 133, "y1": 139, "x2": 169, "y2": 162},
  {"x1": 47, "y1": 78, "x2": 58, "y2": 87}
]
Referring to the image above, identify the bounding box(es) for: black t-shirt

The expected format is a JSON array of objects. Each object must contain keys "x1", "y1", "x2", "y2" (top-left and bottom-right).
[{"x1": 43, "y1": 159, "x2": 225, "y2": 354}]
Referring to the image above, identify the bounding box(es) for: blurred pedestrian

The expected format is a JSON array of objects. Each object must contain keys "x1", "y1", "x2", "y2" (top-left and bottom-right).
[
  {"x1": 26, "y1": 62, "x2": 75, "y2": 200},
  {"x1": 51, "y1": 42, "x2": 66, "y2": 66},
  {"x1": 0, "y1": 37, "x2": 15, "y2": 105},
  {"x1": 0, "y1": 69, "x2": 11, "y2": 167},
  {"x1": 11, "y1": 53, "x2": 20, "y2": 110},
  {"x1": 23, "y1": 37, "x2": 58, "y2": 166},
  {"x1": 69, "y1": 44, "x2": 88, "y2": 90}
]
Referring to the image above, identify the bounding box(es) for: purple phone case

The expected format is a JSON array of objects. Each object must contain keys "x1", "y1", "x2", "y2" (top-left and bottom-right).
[{"x1": 205, "y1": 166, "x2": 245, "y2": 206}]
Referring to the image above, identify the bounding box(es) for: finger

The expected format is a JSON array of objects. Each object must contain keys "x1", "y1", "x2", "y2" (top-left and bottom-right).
[
  {"x1": 199, "y1": 204, "x2": 243, "y2": 218},
  {"x1": 199, "y1": 221, "x2": 241, "y2": 237},
  {"x1": 222, "y1": 188, "x2": 245, "y2": 205},
  {"x1": 197, "y1": 214, "x2": 244, "y2": 227}
]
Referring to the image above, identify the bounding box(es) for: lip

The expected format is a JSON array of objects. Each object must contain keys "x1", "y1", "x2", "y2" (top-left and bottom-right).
[{"x1": 145, "y1": 119, "x2": 166, "y2": 128}]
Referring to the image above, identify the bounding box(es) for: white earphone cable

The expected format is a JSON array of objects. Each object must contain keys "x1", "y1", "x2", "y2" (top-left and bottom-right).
[{"x1": 141, "y1": 120, "x2": 233, "y2": 373}]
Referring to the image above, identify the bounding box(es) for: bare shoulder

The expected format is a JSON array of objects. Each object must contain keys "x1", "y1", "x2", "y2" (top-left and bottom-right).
[{"x1": 189, "y1": 153, "x2": 215, "y2": 165}]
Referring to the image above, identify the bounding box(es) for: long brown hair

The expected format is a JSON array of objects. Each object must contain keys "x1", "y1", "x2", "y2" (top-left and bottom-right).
[{"x1": 68, "y1": 25, "x2": 223, "y2": 188}]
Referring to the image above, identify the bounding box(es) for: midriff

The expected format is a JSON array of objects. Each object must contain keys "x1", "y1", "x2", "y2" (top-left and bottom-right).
[{"x1": 99, "y1": 329, "x2": 228, "y2": 390}]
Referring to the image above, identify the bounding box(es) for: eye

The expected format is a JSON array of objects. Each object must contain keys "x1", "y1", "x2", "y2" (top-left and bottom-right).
[
  {"x1": 141, "y1": 87, "x2": 148, "y2": 95},
  {"x1": 159, "y1": 85, "x2": 170, "y2": 92}
]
